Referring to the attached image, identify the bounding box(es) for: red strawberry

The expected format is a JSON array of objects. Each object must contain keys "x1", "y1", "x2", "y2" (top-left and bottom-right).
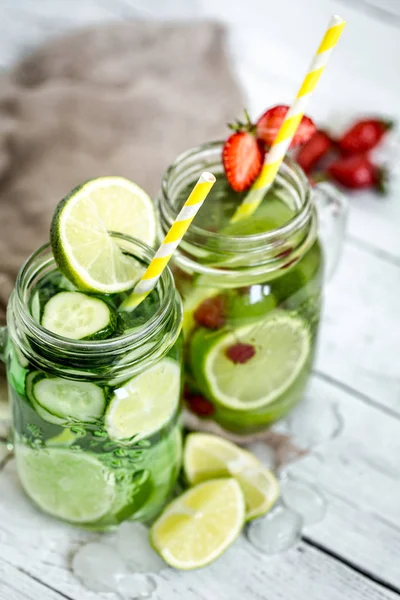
[
  {"x1": 194, "y1": 295, "x2": 226, "y2": 330},
  {"x1": 328, "y1": 155, "x2": 385, "y2": 192},
  {"x1": 185, "y1": 394, "x2": 215, "y2": 417},
  {"x1": 223, "y1": 110, "x2": 264, "y2": 192},
  {"x1": 223, "y1": 131, "x2": 263, "y2": 192},
  {"x1": 225, "y1": 343, "x2": 256, "y2": 364},
  {"x1": 296, "y1": 130, "x2": 333, "y2": 174},
  {"x1": 256, "y1": 105, "x2": 316, "y2": 148},
  {"x1": 338, "y1": 118, "x2": 393, "y2": 155}
]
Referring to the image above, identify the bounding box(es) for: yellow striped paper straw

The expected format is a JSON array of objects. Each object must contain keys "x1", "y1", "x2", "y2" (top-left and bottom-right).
[
  {"x1": 231, "y1": 14, "x2": 346, "y2": 223},
  {"x1": 121, "y1": 172, "x2": 216, "y2": 310}
]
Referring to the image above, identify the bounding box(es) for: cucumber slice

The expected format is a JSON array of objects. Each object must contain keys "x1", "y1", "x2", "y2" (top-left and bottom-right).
[
  {"x1": 26, "y1": 371, "x2": 106, "y2": 423},
  {"x1": 41, "y1": 291, "x2": 116, "y2": 340}
]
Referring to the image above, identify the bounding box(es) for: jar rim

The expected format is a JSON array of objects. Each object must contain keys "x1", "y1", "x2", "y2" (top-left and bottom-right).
[
  {"x1": 12, "y1": 233, "x2": 181, "y2": 356},
  {"x1": 160, "y1": 140, "x2": 313, "y2": 255}
]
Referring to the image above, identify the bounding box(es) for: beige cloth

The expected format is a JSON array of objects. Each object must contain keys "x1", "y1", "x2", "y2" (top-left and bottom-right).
[{"x1": 0, "y1": 20, "x2": 243, "y2": 322}]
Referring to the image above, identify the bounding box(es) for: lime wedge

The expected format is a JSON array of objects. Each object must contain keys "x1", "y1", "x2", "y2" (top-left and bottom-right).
[
  {"x1": 151, "y1": 478, "x2": 245, "y2": 569},
  {"x1": 15, "y1": 445, "x2": 115, "y2": 523},
  {"x1": 105, "y1": 358, "x2": 180, "y2": 443},
  {"x1": 190, "y1": 311, "x2": 310, "y2": 410},
  {"x1": 51, "y1": 177, "x2": 156, "y2": 293},
  {"x1": 184, "y1": 433, "x2": 279, "y2": 520}
]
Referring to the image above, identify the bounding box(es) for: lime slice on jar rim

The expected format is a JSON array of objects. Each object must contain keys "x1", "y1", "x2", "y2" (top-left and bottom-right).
[{"x1": 51, "y1": 176, "x2": 156, "y2": 294}]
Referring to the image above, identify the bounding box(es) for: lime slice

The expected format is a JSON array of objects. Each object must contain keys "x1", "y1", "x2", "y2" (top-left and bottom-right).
[
  {"x1": 151, "y1": 478, "x2": 245, "y2": 569},
  {"x1": 190, "y1": 311, "x2": 310, "y2": 410},
  {"x1": 51, "y1": 176, "x2": 156, "y2": 293},
  {"x1": 105, "y1": 358, "x2": 180, "y2": 443},
  {"x1": 42, "y1": 292, "x2": 116, "y2": 340},
  {"x1": 15, "y1": 445, "x2": 115, "y2": 523},
  {"x1": 184, "y1": 433, "x2": 279, "y2": 520}
]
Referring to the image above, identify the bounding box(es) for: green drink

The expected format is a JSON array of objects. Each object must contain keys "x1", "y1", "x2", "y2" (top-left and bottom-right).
[
  {"x1": 158, "y1": 142, "x2": 344, "y2": 435},
  {"x1": 4, "y1": 181, "x2": 183, "y2": 529}
]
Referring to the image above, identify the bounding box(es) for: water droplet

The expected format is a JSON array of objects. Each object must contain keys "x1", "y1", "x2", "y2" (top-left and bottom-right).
[
  {"x1": 280, "y1": 478, "x2": 327, "y2": 526},
  {"x1": 247, "y1": 505, "x2": 302, "y2": 555},
  {"x1": 114, "y1": 448, "x2": 128, "y2": 457},
  {"x1": 93, "y1": 429, "x2": 108, "y2": 438}
]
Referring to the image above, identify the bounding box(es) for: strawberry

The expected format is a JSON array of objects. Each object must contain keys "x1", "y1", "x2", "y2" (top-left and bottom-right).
[
  {"x1": 222, "y1": 111, "x2": 264, "y2": 192},
  {"x1": 296, "y1": 130, "x2": 333, "y2": 174},
  {"x1": 256, "y1": 105, "x2": 316, "y2": 148},
  {"x1": 225, "y1": 343, "x2": 256, "y2": 364},
  {"x1": 327, "y1": 155, "x2": 386, "y2": 192},
  {"x1": 185, "y1": 393, "x2": 215, "y2": 417},
  {"x1": 194, "y1": 295, "x2": 226, "y2": 330},
  {"x1": 338, "y1": 118, "x2": 393, "y2": 155}
]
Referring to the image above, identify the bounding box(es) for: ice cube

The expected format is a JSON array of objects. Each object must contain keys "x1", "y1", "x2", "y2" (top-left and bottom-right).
[
  {"x1": 286, "y1": 395, "x2": 343, "y2": 450},
  {"x1": 117, "y1": 574, "x2": 156, "y2": 599},
  {"x1": 247, "y1": 505, "x2": 303, "y2": 554},
  {"x1": 246, "y1": 441, "x2": 276, "y2": 470},
  {"x1": 72, "y1": 541, "x2": 128, "y2": 593},
  {"x1": 280, "y1": 478, "x2": 327, "y2": 526},
  {"x1": 115, "y1": 522, "x2": 166, "y2": 573}
]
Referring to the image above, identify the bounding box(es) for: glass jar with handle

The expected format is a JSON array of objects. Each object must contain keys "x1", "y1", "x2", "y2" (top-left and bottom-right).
[{"x1": 158, "y1": 141, "x2": 347, "y2": 436}]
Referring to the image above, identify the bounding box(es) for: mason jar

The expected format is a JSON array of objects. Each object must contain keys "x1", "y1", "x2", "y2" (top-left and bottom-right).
[
  {"x1": 158, "y1": 141, "x2": 346, "y2": 436},
  {"x1": 1, "y1": 234, "x2": 183, "y2": 529}
]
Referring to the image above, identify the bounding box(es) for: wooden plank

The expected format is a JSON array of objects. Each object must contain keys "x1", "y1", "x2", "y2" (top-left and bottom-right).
[
  {"x1": 0, "y1": 557, "x2": 66, "y2": 600},
  {"x1": 0, "y1": 456, "x2": 396, "y2": 600},
  {"x1": 316, "y1": 239, "x2": 400, "y2": 414},
  {"x1": 286, "y1": 375, "x2": 400, "y2": 590}
]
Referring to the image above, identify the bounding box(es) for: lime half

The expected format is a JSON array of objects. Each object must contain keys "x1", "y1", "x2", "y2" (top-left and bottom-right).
[
  {"x1": 51, "y1": 177, "x2": 156, "y2": 293},
  {"x1": 105, "y1": 358, "x2": 180, "y2": 443},
  {"x1": 184, "y1": 433, "x2": 279, "y2": 520},
  {"x1": 15, "y1": 445, "x2": 115, "y2": 523},
  {"x1": 190, "y1": 311, "x2": 310, "y2": 410},
  {"x1": 151, "y1": 478, "x2": 245, "y2": 569}
]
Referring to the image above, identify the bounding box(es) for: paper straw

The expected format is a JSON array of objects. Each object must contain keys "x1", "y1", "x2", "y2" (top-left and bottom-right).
[
  {"x1": 231, "y1": 14, "x2": 346, "y2": 223},
  {"x1": 121, "y1": 172, "x2": 216, "y2": 310}
]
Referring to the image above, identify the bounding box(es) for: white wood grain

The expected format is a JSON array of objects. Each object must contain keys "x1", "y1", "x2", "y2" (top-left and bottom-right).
[
  {"x1": 0, "y1": 458, "x2": 396, "y2": 600},
  {"x1": 286, "y1": 375, "x2": 400, "y2": 590},
  {"x1": 316, "y1": 239, "x2": 400, "y2": 414},
  {"x1": 0, "y1": 557, "x2": 65, "y2": 600},
  {"x1": 0, "y1": 1, "x2": 398, "y2": 598}
]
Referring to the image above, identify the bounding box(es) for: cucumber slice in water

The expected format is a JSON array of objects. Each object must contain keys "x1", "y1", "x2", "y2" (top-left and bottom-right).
[
  {"x1": 26, "y1": 371, "x2": 106, "y2": 423},
  {"x1": 41, "y1": 291, "x2": 116, "y2": 340}
]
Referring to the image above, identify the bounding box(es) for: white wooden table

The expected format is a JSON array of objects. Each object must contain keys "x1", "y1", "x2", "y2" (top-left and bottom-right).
[{"x1": 0, "y1": 1, "x2": 400, "y2": 599}]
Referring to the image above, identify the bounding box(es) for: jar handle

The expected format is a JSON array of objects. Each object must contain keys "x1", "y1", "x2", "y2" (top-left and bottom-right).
[
  {"x1": 312, "y1": 182, "x2": 348, "y2": 281},
  {"x1": 0, "y1": 325, "x2": 7, "y2": 363}
]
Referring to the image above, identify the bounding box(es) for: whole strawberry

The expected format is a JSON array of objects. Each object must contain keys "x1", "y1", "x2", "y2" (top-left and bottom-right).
[
  {"x1": 256, "y1": 105, "x2": 316, "y2": 148},
  {"x1": 222, "y1": 110, "x2": 264, "y2": 192},
  {"x1": 328, "y1": 155, "x2": 385, "y2": 192},
  {"x1": 338, "y1": 118, "x2": 393, "y2": 155},
  {"x1": 296, "y1": 130, "x2": 333, "y2": 174}
]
